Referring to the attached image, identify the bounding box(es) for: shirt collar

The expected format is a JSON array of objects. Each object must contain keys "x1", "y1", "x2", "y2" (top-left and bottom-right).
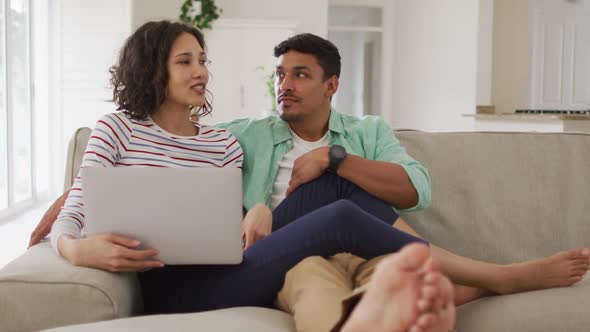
[
  {"x1": 328, "y1": 108, "x2": 345, "y2": 135},
  {"x1": 271, "y1": 108, "x2": 345, "y2": 145}
]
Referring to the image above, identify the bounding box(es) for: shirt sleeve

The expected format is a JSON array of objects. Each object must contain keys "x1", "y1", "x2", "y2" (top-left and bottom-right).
[
  {"x1": 223, "y1": 132, "x2": 244, "y2": 168},
  {"x1": 49, "y1": 114, "x2": 124, "y2": 253},
  {"x1": 374, "y1": 119, "x2": 432, "y2": 211}
]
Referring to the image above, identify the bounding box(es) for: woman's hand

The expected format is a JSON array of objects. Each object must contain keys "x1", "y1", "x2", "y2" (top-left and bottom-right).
[
  {"x1": 28, "y1": 189, "x2": 70, "y2": 248},
  {"x1": 58, "y1": 233, "x2": 164, "y2": 272},
  {"x1": 241, "y1": 203, "x2": 273, "y2": 251}
]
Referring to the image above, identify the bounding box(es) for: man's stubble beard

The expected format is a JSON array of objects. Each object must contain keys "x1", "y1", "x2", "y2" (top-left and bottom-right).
[{"x1": 278, "y1": 107, "x2": 305, "y2": 123}]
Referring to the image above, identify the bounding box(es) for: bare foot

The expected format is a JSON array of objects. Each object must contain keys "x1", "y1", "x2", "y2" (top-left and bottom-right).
[
  {"x1": 495, "y1": 248, "x2": 590, "y2": 294},
  {"x1": 409, "y1": 259, "x2": 456, "y2": 332},
  {"x1": 341, "y1": 244, "x2": 456, "y2": 332}
]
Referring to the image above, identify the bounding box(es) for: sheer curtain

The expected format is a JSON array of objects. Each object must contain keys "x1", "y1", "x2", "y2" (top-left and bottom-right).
[
  {"x1": 0, "y1": 0, "x2": 33, "y2": 219},
  {"x1": 0, "y1": 0, "x2": 131, "y2": 221}
]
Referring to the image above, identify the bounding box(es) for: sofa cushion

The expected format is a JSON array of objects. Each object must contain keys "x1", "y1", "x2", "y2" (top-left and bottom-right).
[
  {"x1": 0, "y1": 242, "x2": 141, "y2": 332},
  {"x1": 397, "y1": 131, "x2": 590, "y2": 264},
  {"x1": 456, "y1": 276, "x2": 590, "y2": 332},
  {"x1": 43, "y1": 307, "x2": 295, "y2": 332},
  {"x1": 42, "y1": 279, "x2": 590, "y2": 332}
]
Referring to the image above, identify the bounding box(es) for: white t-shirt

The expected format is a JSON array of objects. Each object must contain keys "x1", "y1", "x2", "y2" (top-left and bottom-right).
[{"x1": 270, "y1": 128, "x2": 329, "y2": 209}]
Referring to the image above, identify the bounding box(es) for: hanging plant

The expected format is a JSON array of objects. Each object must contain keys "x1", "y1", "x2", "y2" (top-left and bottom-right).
[
  {"x1": 180, "y1": 0, "x2": 222, "y2": 30},
  {"x1": 256, "y1": 67, "x2": 277, "y2": 113},
  {"x1": 266, "y1": 71, "x2": 277, "y2": 113}
]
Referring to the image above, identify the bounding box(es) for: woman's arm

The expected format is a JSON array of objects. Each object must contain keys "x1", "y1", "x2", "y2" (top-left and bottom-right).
[
  {"x1": 28, "y1": 189, "x2": 70, "y2": 248},
  {"x1": 51, "y1": 114, "x2": 164, "y2": 272},
  {"x1": 58, "y1": 234, "x2": 163, "y2": 272}
]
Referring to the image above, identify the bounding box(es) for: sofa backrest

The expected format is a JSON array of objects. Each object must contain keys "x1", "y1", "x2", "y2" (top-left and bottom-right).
[
  {"x1": 66, "y1": 128, "x2": 590, "y2": 264},
  {"x1": 397, "y1": 131, "x2": 590, "y2": 264}
]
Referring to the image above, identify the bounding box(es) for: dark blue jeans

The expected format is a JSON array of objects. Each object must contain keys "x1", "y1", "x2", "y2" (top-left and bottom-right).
[{"x1": 138, "y1": 172, "x2": 425, "y2": 314}]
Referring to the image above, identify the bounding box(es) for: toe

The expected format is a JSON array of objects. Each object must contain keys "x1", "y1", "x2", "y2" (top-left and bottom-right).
[
  {"x1": 421, "y1": 285, "x2": 439, "y2": 302},
  {"x1": 396, "y1": 243, "x2": 431, "y2": 271},
  {"x1": 571, "y1": 248, "x2": 590, "y2": 259},
  {"x1": 430, "y1": 297, "x2": 443, "y2": 314},
  {"x1": 416, "y1": 312, "x2": 436, "y2": 329},
  {"x1": 421, "y1": 258, "x2": 439, "y2": 275},
  {"x1": 417, "y1": 298, "x2": 431, "y2": 312},
  {"x1": 423, "y1": 272, "x2": 439, "y2": 285},
  {"x1": 572, "y1": 262, "x2": 589, "y2": 269},
  {"x1": 571, "y1": 269, "x2": 587, "y2": 277}
]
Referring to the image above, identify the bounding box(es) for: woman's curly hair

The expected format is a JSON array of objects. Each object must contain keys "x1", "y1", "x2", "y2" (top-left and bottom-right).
[{"x1": 109, "y1": 20, "x2": 212, "y2": 120}]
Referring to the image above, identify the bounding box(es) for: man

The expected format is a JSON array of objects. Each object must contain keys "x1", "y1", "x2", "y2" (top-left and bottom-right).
[
  {"x1": 223, "y1": 33, "x2": 433, "y2": 331},
  {"x1": 254, "y1": 34, "x2": 586, "y2": 332}
]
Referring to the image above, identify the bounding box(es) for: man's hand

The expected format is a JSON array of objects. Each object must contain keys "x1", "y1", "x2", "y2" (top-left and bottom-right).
[
  {"x1": 28, "y1": 190, "x2": 70, "y2": 248},
  {"x1": 286, "y1": 147, "x2": 330, "y2": 196},
  {"x1": 241, "y1": 203, "x2": 272, "y2": 251},
  {"x1": 58, "y1": 233, "x2": 163, "y2": 272}
]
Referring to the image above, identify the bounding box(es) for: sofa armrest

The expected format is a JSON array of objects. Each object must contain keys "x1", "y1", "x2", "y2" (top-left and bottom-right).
[
  {"x1": 64, "y1": 127, "x2": 91, "y2": 191},
  {"x1": 0, "y1": 242, "x2": 141, "y2": 332}
]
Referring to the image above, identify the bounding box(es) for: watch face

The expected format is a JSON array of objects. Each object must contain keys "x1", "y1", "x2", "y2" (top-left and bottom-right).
[{"x1": 332, "y1": 146, "x2": 346, "y2": 159}]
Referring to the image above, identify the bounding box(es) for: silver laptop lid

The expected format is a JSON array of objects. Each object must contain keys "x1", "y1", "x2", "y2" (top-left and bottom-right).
[{"x1": 81, "y1": 167, "x2": 243, "y2": 265}]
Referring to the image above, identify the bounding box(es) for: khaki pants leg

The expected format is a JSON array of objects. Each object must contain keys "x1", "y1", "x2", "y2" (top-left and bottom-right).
[
  {"x1": 353, "y1": 254, "x2": 389, "y2": 288},
  {"x1": 330, "y1": 254, "x2": 389, "y2": 331},
  {"x1": 277, "y1": 253, "x2": 365, "y2": 332}
]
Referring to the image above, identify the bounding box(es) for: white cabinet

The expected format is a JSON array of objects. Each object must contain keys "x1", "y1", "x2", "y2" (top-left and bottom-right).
[
  {"x1": 201, "y1": 19, "x2": 296, "y2": 125},
  {"x1": 531, "y1": 0, "x2": 590, "y2": 110}
]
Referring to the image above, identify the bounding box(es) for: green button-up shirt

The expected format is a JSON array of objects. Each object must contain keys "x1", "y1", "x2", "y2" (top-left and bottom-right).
[{"x1": 219, "y1": 110, "x2": 431, "y2": 212}]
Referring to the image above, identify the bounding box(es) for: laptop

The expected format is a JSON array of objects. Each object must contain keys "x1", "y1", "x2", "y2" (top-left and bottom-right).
[{"x1": 81, "y1": 167, "x2": 243, "y2": 265}]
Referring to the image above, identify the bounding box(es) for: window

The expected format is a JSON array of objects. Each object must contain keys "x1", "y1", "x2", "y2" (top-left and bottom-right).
[
  {"x1": 0, "y1": 0, "x2": 7, "y2": 209},
  {"x1": 0, "y1": 0, "x2": 33, "y2": 218},
  {"x1": 0, "y1": 0, "x2": 130, "y2": 221}
]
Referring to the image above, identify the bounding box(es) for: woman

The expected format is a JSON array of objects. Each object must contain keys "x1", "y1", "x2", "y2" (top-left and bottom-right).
[{"x1": 49, "y1": 20, "x2": 432, "y2": 317}]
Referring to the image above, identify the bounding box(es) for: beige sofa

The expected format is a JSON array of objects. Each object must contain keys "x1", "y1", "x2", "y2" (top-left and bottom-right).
[{"x1": 1, "y1": 128, "x2": 589, "y2": 332}]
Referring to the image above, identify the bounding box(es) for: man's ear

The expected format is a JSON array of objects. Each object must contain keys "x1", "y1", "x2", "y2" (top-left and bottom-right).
[{"x1": 325, "y1": 76, "x2": 339, "y2": 98}]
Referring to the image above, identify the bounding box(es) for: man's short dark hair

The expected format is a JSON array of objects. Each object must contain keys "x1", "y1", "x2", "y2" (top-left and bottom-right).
[{"x1": 273, "y1": 33, "x2": 341, "y2": 80}]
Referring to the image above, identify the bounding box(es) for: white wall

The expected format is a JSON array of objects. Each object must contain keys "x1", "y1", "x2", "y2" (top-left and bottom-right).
[
  {"x1": 330, "y1": 32, "x2": 357, "y2": 116},
  {"x1": 477, "y1": 0, "x2": 493, "y2": 106},
  {"x1": 330, "y1": 31, "x2": 371, "y2": 117},
  {"x1": 132, "y1": 0, "x2": 328, "y2": 36},
  {"x1": 131, "y1": 0, "x2": 480, "y2": 132},
  {"x1": 132, "y1": 0, "x2": 184, "y2": 28},
  {"x1": 389, "y1": 0, "x2": 478, "y2": 131},
  {"x1": 215, "y1": 0, "x2": 327, "y2": 37},
  {"x1": 492, "y1": 0, "x2": 531, "y2": 114}
]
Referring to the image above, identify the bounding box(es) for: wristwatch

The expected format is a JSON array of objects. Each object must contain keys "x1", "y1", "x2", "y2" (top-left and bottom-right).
[{"x1": 328, "y1": 144, "x2": 347, "y2": 173}]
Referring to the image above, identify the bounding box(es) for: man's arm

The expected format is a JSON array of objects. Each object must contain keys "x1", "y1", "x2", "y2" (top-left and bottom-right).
[
  {"x1": 286, "y1": 149, "x2": 418, "y2": 209},
  {"x1": 337, "y1": 155, "x2": 418, "y2": 209},
  {"x1": 287, "y1": 118, "x2": 431, "y2": 210},
  {"x1": 28, "y1": 189, "x2": 69, "y2": 248}
]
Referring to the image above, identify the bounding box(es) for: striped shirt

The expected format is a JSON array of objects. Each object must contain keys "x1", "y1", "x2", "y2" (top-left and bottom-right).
[{"x1": 50, "y1": 112, "x2": 244, "y2": 251}]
